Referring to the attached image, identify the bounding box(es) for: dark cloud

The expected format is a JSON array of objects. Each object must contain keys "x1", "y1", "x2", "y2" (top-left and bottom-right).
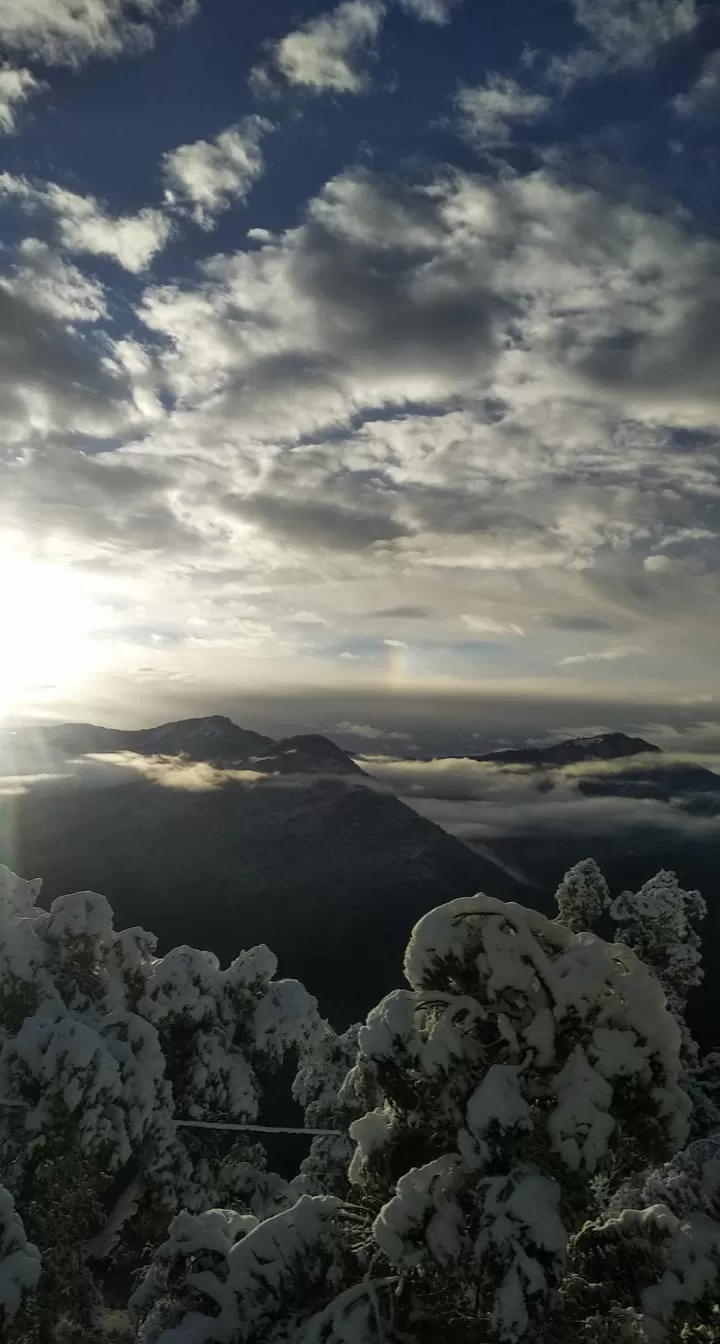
[
  {"x1": 0, "y1": 446, "x2": 201, "y2": 553},
  {"x1": 223, "y1": 490, "x2": 409, "y2": 552},
  {"x1": 576, "y1": 295, "x2": 720, "y2": 409},
  {"x1": 0, "y1": 287, "x2": 124, "y2": 424},
  {"x1": 291, "y1": 218, "x2": 503, "y2": 380},
  {"x1": 545, "y1": 614, "x2": 620, "y2": 632},
  {"x1": 369, "y1": 604, "x2": 432, "y2": 619}
]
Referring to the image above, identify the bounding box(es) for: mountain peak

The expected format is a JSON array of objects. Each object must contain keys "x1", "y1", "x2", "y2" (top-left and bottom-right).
[{"x1": 473, "y1": 731, "x2": 660, "y2": 768}]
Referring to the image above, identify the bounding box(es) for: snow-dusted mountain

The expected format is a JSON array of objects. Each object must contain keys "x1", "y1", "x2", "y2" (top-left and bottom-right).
[
  {"x1": 467, "y1": 731, "x2": 720, "y2": 813},
  {"x1": 1, "y1": 715, "x2": 517, "y2": 1025},
  {"x1": 471, "y1": 731, "x2": 661, "y2": 768},
  {"x1": 5, "y1": 715, "x2": 366, "y2": 777}
]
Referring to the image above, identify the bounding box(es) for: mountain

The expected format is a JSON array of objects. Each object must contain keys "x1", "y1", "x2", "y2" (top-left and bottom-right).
[
  {"x1": 7, "y1": 715, "x2": 275, "y2": 765},
  {"x1": 472, "y1": 731, "x2": 661, "y2": 768},
  {"x1": 2, "y1": 716, "x2": 368, "y2": 777},
  {"x1": 465, "y1": 731, "x2": 720, "y2": 813},
  {"x1": 246, "y1": 734, "x2": 367, "y2": 777},
  {"x1": 1, "y1": 716, "x2": 517, "y2": 1025}
]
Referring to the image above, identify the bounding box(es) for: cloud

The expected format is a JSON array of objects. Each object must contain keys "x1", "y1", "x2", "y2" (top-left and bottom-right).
[
  {"x1": 408, "y1": 788, "x2": 720, "y2": 845},
  {"x1": 370, "y1": 605, "x2": 431, "y2": 619},
  {"x1": 545, "y1": 615, "x2": 619, "y2": 633},
  {"x1": 3, "y1": 140, "x2": 720, "y2": 706},
  {"x1": 461, "y1": 614, "x2": 524, "y2": 636},
  {"x1": 644, "y1": 554, "x2": 673, "y2": 573},
  {"x1": 0, "y1": 67, "x2": 41, "y2": 132},
  {"x1": 384, "y1": 638, "x2": 408, "y2": 648},
  {"x1": 0, "y1": 239, "x2": 107, "y2": 322},
  {"x1": 0, "y1": 174, "x2": 171, "y2": 271},
  {"x1": 456, "y1": 77, "x2": 551, "y2": 148},
  {"x1": 546, "y1": 0, "x2": 698, "y2": 91},
  {"x1": 359, "y1": 750, "x2": 720, "y2": 848},
  {"x1": 0, "y1": 0, "x2": 198, "y2": 67},
  {"x1": 253, "y1": 0, "x2": 385, "y2": 96},
  {"x1": 163, "y1": 116, "x2": 272, "y2": 227},
  {"x1": 0, "y1": 285, "x2": 127, "y2": 438},
  {"x1": 335, "y1": 720, "x2": 412, "y2": 740},
  {"x1": 290, "y1": 610, "x2": 330, "y2": 626},
  {"x1": 558, "y1": 646, "x2": 643, "y2": 667},
  {"x1": 397, "y1": 0, "x2": 460, "y2": 20},
  {"x1": 673, "y1": 49, "x2": 720, "y2": 118},
  {"x1": 570, "y1": 0, "x2": 697, "y2": 66},
  {"x1": 223, "y1": 490, "x2": 409, "y2": 552}
]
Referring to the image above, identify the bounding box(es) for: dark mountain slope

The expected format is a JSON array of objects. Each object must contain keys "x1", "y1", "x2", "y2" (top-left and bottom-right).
[{"x1": 6, "y1": 766, "x2": 517, "y2": 1025}]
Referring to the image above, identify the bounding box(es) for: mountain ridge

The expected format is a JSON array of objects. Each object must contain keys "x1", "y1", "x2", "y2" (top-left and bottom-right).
[
  {"x1": 4, "y1": 716, "x2": 364, "y2": 777},
  {"x1": 469, "y1": 731, "x2": 662, "y2": 768}
]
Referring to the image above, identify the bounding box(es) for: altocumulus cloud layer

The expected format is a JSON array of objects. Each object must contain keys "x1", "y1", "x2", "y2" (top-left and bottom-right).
[{"x1": 0, "y1": 0, "x2": 719, "y2": 728}]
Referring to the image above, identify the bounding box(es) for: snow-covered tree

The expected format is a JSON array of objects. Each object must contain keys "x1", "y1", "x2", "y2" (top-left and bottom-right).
[
  {"x1": 609, "y1": 871, "x2": 706, "y2": 1019},
  {"x1": 0, "y1": 1184, "x2": 40, "y2": 1324},
  {"x1": 609, "y1": 868, "x2": 718, "y2": 1139},
  {"x1": 2, "y1": 859, "x2": 716, "y2": 1342},
  {"x1": 554, "y1": 858, "x2": 610, "y2": 934},
  {"x1": 337, "y1": 894, "x2": 690, "y2": 1341},
  {"x1": 291, "y1": 1021, "x2": 361, "y2": 1199},
  {"x1": 138, "y1": 891, "x2": 690, "y2": 1343},
  {"x1": 129, "y1": 1195, "x2": 369, "y2": 1344},
  {"x1": 0, "y1": 865, "x2": 324, "y2": 1340},
  {"x1": 549, "y1": 1135, "x2": 720, "y2": 1341}
]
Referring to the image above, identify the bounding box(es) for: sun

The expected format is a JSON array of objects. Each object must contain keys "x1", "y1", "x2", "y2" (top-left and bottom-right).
[{"x1": 0, "y1": 552, "x2": 101, "y2": 717}]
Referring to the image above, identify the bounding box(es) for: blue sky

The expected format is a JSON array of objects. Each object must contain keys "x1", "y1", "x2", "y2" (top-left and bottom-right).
[{"x1": 0, "y1": 0, "x2": 719, "y2": 740}]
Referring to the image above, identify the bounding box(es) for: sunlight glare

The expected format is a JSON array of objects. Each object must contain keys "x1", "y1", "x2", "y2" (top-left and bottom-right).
[{"x1": 0, "y1": 552, "x2": 102, "y2": 717}]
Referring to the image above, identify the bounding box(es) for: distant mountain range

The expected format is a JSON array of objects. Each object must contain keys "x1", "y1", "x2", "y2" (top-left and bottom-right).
[
  {"x1": 471, "y1": 731, "x2": 661, "y2": 768},
  {"x1": 6, "y1": 715, "x2": 366, "y2": 777},
  {"x1": 2, "y1": 719, "x2": 719, "y2": 1044},
  {"x1": 0, "y1": 716, "x2": 516, "y2": 1026},
  {"x1": 467, "y1": 731, "x2": 720, "y2": 814}
]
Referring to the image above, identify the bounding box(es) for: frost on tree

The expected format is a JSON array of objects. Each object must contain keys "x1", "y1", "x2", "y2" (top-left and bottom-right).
[
  {"x1": 0, "y1": 1185, "x2": 40, "y2": 1322},
  {"x1": 130, "y1": 1194, "x2": 365, "y2": 1344},
  {"x1": 0, "y1": 865, "x2": 325, "y2": 1338},
  {"x1": 551, "y1": 1135, "x2": 720, "y2": 1340},
  {"x1": 291, "y1": 1021, "x2": 362, "y2": 1198},
  {"x1": 343, "y1": 895, "x2": 690, "y2": 1342},
  {"x1": 609, "y1": 868, "x2": 719, "y2": 1140},
  {"x1": 609, "y1": 870, "x2": 706, "y2": 1019},
  {"x1": 554, "y1": 858, "x2": 610, "y2": 935}
]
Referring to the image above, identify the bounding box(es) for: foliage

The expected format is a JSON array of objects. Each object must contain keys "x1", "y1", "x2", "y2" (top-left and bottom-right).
[
  {"x1": 554, "y1": 857, "x2": 610, "y2": 934},
  {"x1": 1, "y1": 859, "x2": 719, "y2": 1342},
  {"x1": 0, "y1": 864, "x2": 324, "y2": 1341}
]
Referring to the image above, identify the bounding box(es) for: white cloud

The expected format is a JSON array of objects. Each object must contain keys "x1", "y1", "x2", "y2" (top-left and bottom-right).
[
  {"x1": 549, "y1": 0, "x2": 697, "y2": 88},
  {"x1": 573, "y1": 0, "x2": 696, "y2": 62},
  {"x1": 558, "y1": 646, "x2": 643, "y2": 667},
  {"x1": 0, "y1": 174, "x2": 171, "y2": 271},
  {"x1": 336, "y1": 720, "x2": 412, "y2": 740},
  {"x1": 163, "y1": 116, "x2": 272, "y2": 228},
  {"x1": 397, "y1": 0, "x2": 459, "y2": 21},
  {"x1": 462, "y1": 615, "x2": 525, "y2": 636},
  {"x1": 290, "y1": 610, "x2": 330, "y2": 626},
  {"x1": 0, "y1": 239, "x2": 107, "y2": 321},
  {"x1": 644, "y1": 554, "x2": 673, "y2": 573},
  {"x1": 456, "y1": 76, "x2": 551, "y2": 148},
  {"x1": 384, "y1": 638, "x2": 408, "y2": 648},
  {"x1": 253, "y1": 0, "x2": 385, "y2": 95},
  {"x1": 0, "y1": 0, "x2": 198, "y2": 67},
  {"x1": 0, "y1": 67, "x2": 41, "y2": 132},
  {"x1": 674, "y1": 50, "x2": 720, "y2": 118},
  {"x1": 3, "y1": 156, "x2": 720, "y2": 703},
  {"x1": 49, "y1": 187, "x2": 172, "y2": 272}
]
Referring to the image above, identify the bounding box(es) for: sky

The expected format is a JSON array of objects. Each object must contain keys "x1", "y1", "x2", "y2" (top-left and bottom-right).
[{"x1": 0, "y1": 0, "x2": 719, "y2": 744}]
